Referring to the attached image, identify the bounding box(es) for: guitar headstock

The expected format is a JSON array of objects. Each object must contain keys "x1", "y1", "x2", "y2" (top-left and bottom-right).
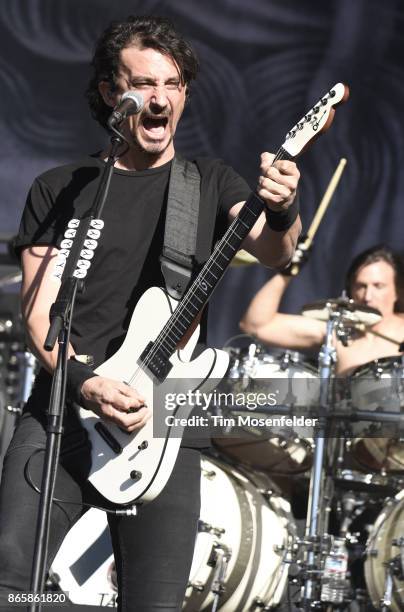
[{"x1": 282, "y1": 83, "x2": 349, "y2": 158}]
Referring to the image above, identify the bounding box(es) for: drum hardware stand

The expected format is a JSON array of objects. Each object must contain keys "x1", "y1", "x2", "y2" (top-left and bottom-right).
[
  {"x1": 335, "y1": 320, "x2": 350, "y2": 347},
  {"x1": 280, "y1": 350, "x2": 298, "y2": 370},
  {"x1": 380, "y1": 561, "x2": 397, "y2": 611},
  {"x1": 241, "y1": 342, "x2": 258, "y2": 389},
  {"x1": 300, "y1": 310, "x2": 340, "y2": 609},
  {"x1": 209, "y1": 543, "x2": 232, "y2": 612},
  {"x1": 187, "y1": 540, "x2": 231, "y2": 612},
  {"x1": 337, "y1": 491, "x2": 358, "y2": 537},
  {"x1": 191, "y1": 520, "x2": 231, "y2": 612}
]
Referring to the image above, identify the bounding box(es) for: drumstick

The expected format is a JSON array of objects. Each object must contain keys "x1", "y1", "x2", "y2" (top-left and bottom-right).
[
  {"x1": 288, "y1": 158, "x2": 347, "y2": 276},
  {"x1": 305, "y1": 157, "x2": 347, "y2": 246},
  {"x1": 354, "y1": 322, "x2": 404, "y2": 349}
]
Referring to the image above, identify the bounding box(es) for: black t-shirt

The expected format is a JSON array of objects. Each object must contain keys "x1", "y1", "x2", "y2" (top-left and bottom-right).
[
  {"x1": 16, "y1": 155, "x2": 251, "y2": 448},
  {"x1": 15, "y1": 154, "x2": 251, "y2": 369}
]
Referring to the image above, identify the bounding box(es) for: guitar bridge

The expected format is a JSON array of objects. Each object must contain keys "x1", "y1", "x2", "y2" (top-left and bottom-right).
[{"x1": 139, "y1": 342, "x2": 172, "y2": 382}]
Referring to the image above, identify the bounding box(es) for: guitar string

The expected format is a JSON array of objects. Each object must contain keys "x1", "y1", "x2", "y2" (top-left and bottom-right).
[{"x1": 125, "y1": 148, "x2": 286, "y2": 389}]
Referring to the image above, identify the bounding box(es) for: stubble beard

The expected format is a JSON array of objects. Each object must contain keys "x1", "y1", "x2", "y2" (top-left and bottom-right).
[{"x1": 129, "y1": 130, "x2": 174, "y2": 161}]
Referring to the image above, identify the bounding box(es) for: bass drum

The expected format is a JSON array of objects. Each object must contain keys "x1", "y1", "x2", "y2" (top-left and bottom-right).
[
  {"x1": 51, "y1": 456, "x2": 295, "y2": 610},
  {"x1": 214, "y1": 346, "x2": 317, "y2": 473},
  {"x1": 348, "y1": 356, "x2": 404, "y2": 472},
  {"x1": 184, "y1": 456, "x2": 294, "y2": 611},
  {"x1": 365, "y1": 490, "x2": 404, "y2": 611}
]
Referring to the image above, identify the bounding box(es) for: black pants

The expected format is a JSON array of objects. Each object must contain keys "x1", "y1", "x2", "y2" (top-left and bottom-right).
[{"x1": 0, "y1": 408, "x2": 201, "y2": 611}]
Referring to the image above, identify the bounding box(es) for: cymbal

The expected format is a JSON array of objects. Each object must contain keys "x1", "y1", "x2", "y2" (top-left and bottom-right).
[
  {"x1": 231, "y1": 249, "x2": 259, "y2": 266},
  {"x1": 301, "y1": 298, "x2": 382, "y2": 327}
]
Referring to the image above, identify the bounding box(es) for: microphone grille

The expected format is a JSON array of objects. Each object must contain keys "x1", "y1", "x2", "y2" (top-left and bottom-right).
[{"x1": 120, "y1": 90, "x2": 144, "y2": 114}]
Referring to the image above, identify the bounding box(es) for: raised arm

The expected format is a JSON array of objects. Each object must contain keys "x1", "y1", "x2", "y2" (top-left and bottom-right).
[
  {"x1": 240, "y1": 271, "x2": 326, "y2": 350},
  {"x1": 229, "y1": 153, "x2": 302, "y2": 268}
]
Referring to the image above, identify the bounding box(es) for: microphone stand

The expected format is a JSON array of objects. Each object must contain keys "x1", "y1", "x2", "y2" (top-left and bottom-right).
[{"x1": 29, "y1": 131, "x2": 125, "y2": 612}]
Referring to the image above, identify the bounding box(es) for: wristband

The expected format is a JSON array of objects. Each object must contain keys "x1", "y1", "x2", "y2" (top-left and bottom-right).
[
  {"x1": 264, "y1": 196, "x2": 299, "y2": 232},
  {"x1": 66, "y1": 358, "x2": 98, "y2": 405}
]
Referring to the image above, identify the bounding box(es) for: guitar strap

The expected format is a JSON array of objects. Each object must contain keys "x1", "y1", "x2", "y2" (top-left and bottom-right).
[{"x1": 161, "y1": 155, "x2": 211, "y2": 300}]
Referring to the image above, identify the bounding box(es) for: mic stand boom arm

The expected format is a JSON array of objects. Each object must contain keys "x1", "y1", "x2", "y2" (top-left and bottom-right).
[{"x1": 29, "y1": 132, "x2": 125, "y2": 612}]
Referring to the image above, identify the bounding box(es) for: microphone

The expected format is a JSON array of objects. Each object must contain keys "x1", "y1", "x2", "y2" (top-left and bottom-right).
[{"x1": 107, "y1": 91, "x2": 144, "y2": 129}]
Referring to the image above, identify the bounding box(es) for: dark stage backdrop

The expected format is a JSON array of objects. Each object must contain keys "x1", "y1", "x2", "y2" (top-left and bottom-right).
[{"x1": 1, "y1": 0, "x2": 404, "y2": 349}]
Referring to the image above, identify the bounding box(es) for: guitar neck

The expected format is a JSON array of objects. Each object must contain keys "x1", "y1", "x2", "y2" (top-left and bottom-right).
[{"x1": 142, "y1": 146, "x2": 291, "y2": 371}]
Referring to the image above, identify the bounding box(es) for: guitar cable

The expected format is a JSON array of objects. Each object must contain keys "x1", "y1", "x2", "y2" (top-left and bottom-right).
[{"x1": 23, "y1": 448, "x2": 138, "y2": 516}]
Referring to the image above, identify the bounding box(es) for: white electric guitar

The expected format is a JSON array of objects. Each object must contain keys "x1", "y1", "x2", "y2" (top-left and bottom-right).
[{"x1": 78, "y1": 82, "x2": 349, "y2": 505}]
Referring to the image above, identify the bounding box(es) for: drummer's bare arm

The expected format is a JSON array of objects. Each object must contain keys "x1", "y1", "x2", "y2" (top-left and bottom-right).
[
  {"x1": 20, "y1": 245, "x2": 76, "y2": 372},
  {"x1": 240, "y1": 273, "x2": 326, "y2": 350},
  {"x1": 228, "y1": 154, "x2": 302, "y2": 268}
]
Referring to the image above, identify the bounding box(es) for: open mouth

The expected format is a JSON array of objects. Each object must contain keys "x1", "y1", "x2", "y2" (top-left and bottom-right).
[{"x1": 141, "y1": 115, "x2": 169, "y2": 137}]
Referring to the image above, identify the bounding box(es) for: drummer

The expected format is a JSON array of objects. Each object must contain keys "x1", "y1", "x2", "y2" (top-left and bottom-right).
[{"x1": 240, "y1": 244, "x2": 404, "y2": 375}]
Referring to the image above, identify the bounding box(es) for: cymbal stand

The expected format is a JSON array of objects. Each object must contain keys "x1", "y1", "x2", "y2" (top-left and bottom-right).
[{"x1": 301, "y1": 310, "x2": 339, "y2": 609}]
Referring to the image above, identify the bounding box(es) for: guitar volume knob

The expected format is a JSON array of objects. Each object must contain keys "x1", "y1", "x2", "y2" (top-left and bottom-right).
[{"x1": 130, "y1": 470, "x2": 142, "y2": 481}]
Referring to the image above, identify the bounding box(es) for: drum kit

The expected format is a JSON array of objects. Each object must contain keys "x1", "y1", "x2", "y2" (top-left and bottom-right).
[{"x1": 211, "y1": 296, "x2": 404, "y2": 611}]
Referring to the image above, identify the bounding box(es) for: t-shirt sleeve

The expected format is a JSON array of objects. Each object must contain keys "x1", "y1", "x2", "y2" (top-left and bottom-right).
[
  {"x1": 213, "y1": 161, "x2": 252, "y2": 242},
  {"x1": 13, "y1": 176, "x2": 63, "y2": 258},
  {"x1": 217, "y1": 162, "x2": 252, "y2": 216}
]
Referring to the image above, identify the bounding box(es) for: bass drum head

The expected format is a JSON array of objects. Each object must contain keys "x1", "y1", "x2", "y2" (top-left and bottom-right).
[
  {"x1": 365, "y1": 490, "x2": 404, "y2": 611},
  {"x1": 184, "y1": 457, "x2": 294, "y2": 611},
  {"x1": 50, "y1": 508, "x2": 116, "y2": 607},
  {"x1": 51, "y1": 457, "x2": 294, "y2": 611}
]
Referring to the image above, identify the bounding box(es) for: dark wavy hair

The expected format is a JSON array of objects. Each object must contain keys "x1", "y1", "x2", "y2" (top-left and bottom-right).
[
  {"x1": 345, "y1": 244, "x2": 404, "y2": 312},
  {"x1": 86, "y1": 15, "x2": 199, "y2": 130}
]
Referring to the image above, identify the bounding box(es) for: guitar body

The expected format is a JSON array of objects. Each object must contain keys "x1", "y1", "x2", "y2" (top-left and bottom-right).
[{"x1": 78, "y1": 286, "x2": 229, "y2": 505}]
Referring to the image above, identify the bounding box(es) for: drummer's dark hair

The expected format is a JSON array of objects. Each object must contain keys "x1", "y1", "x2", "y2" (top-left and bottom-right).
[{"x1": 345, "y1": 245, "x2": 404, "y2": 312}]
